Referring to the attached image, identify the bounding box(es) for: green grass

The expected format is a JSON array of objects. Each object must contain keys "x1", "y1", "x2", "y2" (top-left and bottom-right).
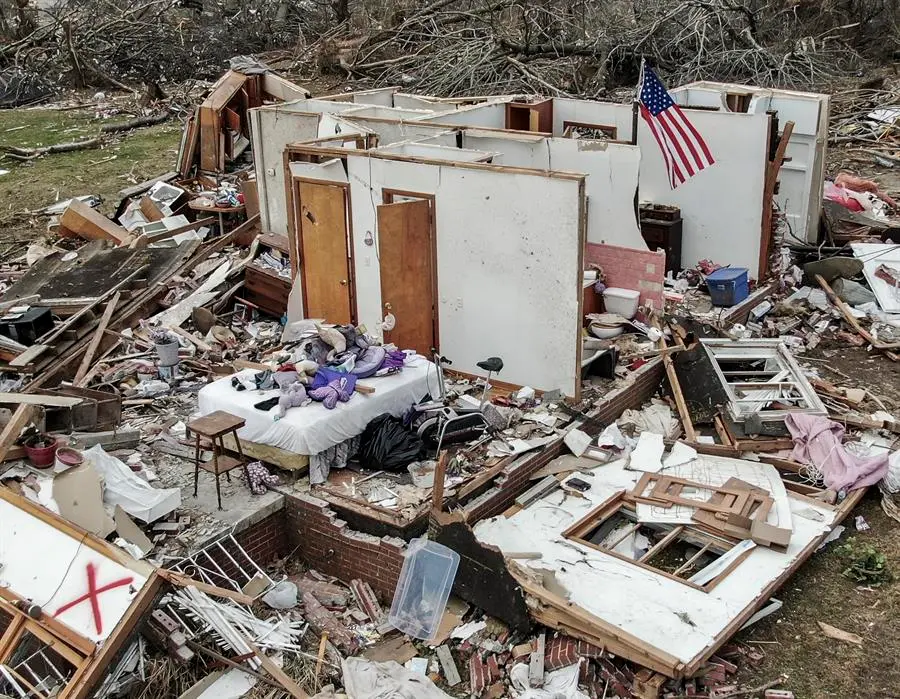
[
  {"x1": 0, "y1": 107, "x2": 182, "y2": 239},
  {"x1": 736, "y1": 492, "x2": 900, "y2": 698}
]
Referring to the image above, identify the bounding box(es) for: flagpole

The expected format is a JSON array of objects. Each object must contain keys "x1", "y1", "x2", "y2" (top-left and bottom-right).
[{"x1": 632, "y1": 58, "x2": 644, "y2": 146}]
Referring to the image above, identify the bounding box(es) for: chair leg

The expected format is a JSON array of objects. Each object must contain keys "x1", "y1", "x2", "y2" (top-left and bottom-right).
[
  {"x1": 233, "y1": 430, "x2": 250, "y2": 483},
  {"x1": 193, "y1": 433, "x2": 200, "y2": 497}
]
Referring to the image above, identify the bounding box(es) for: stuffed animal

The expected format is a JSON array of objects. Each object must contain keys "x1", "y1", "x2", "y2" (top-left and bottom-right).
[
  {"x1": 309, "y1": 376, "x2": 353, "y2": 410},
  {"x1": 247, "y1": 461, "x2": 279, "y2": 494},
  {"x1": 276, "y1": 382, "x2": 310, "y2": 420},
  {"x1": 316, "y1": 323, "x2": 347, "y2": 356}
]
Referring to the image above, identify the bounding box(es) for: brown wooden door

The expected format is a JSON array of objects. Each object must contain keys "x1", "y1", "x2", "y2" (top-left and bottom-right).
[
  {"x1": 296, "y1": 181, "x2": 352, "y2": 324},
  {"x1": 377, "y1": 199, "x2": 436, "y2": 355}
]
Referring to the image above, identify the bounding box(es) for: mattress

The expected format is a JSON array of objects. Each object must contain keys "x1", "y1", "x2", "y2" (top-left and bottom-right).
[{"x1": 197, "y1": 356, "x2": 439, "y2": 455}]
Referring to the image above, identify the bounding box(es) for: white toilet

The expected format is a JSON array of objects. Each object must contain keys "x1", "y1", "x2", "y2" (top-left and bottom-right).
[
  {"x1": 603, "y1": 287, "x2": 641, "y2": 319},
  {"x1": 588, "y1": 288, "x2": 640, "y2": 340}
]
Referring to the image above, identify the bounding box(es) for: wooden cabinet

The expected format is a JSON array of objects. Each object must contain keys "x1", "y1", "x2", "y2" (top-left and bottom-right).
[
  {"x1": 242, "y1": 233, "x2": 291, "y2": 318},
  {"x1": 639, "y1": 205, "x2": 683, "y2": 275}
]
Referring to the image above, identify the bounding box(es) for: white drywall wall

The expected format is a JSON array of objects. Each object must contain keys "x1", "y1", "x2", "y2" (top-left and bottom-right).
[
  {"x1": 393, "y1": 93, "x2": 443, "y2": 111},
  {"x1": 317, "y1": 87, "x2": 399, "y2": 106},
  {"x1": 343, "y1": 106, "x2": 433, "y2": 120},
  {"x1": 422, "y1": 102, "x2": 507, "y2": 128},
  {"x1": 552, "y1": 98, "x2": 635, "y2": 140},
  {"x1": 673, "y1": 83, "x2": 828, "y2": 243},
  {"x1": 346, "y1": 156, "x2": 584, "y2": 395},
  {"x1": 340, "y1": 116, "x2": 455, "y2": 146},
  {"x1": 376, "y1": 143, "x2": 494, "y2": 162},
  {"x1": 638, "y1": 110, "x2": 769, "y2": 276},
  {"x1": 462, "y1": 133, "x2": 644, "y2": 248},
  {"x1": 546, "y1": 138, "x2": 644, "y2": 248},
  {"x1": 0, "y1": 498, "x2": 149, "y2": 643},
  {"x1": 249, "y1": 105, "x2": 319, "y2": 235}
]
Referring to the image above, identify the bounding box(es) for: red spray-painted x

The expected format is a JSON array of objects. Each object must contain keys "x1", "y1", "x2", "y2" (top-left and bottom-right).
[{"x1": 53, "y1": 562, "x2": 134, "y2": 635}]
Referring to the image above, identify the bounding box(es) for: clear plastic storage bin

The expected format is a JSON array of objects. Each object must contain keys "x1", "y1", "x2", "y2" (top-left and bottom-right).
[{"x1": 388, "y1": 538, "x2": 460, "y2": 640}]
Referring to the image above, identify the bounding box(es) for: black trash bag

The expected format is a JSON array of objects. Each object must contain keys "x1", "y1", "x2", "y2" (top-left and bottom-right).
[{"x1": 359, "y1": 413, "x2": 423, "y2": 472}]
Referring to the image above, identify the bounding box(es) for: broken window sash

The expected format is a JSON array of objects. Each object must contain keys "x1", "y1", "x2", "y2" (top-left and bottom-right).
[
  {"x1": 701, "y1": 339, "x2": 827, "y2": 422},
  {"x1": 562, "y1": 492, "x2": 750, "y2": 593}
]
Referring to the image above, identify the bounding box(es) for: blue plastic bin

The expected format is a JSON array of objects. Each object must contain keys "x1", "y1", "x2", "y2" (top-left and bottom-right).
[{"x1": 706, "y1": 267, "x2": 749, "y2": 307}]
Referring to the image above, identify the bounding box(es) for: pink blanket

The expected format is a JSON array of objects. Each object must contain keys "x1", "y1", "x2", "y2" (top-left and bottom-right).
[{"x1": 785, "y1": 414, "x2": 888, "y2": 492}]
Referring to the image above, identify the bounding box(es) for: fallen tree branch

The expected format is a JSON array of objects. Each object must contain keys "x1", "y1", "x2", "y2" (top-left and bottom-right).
[
  {"x1": 100, "y1": 111, "x2": 171, "y2": 133},
  {"x1": 1, "y1": 137, "x2": 102, "y2": 159}
]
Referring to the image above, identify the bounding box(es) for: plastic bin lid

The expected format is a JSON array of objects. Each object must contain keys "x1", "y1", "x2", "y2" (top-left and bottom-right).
[
  {"x1": 706, "y1": 267, "x2": 748, "y2": 283},
  {"x1": 388, "y1": 538, "x2": 460, "y2": 641}
]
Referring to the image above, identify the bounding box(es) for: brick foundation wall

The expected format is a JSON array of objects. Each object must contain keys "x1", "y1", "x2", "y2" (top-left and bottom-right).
[
  {"x1": 235, "y1": 509, "x2": 288, "y2": 567},
  {"x1": 284, "y1": 493, "x2": 406, "y2": 602},
  {"x1": 585, "y1": 242, "x2": 665, "y2": 310}
]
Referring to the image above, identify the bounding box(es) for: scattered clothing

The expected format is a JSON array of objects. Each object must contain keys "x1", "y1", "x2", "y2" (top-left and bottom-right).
[
  {"x1": 309, "y1": 377, "x2": 354, "y2": 409},
  {"x1": 253, "y1": 396, "x2": 280, "y2": 411},
  {"x1": 309, "y1": 436, "x2": 360, "y2": 485},
  {"x1": 785, "y1": 413, "x2": 889, "y2": 491}
]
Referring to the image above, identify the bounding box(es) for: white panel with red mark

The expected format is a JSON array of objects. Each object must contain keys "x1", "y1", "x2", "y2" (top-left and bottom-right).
[{"x1": 0, "y1": 499, "x2": 149, "y2": 643}]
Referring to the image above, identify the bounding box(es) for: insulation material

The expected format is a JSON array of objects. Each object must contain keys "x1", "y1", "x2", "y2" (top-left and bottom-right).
[
  {"x1": 0, "y1": 496, "x2": 149, "y2": 642},
  {"x1": 83, "y1": 444, "x2": 180, "y2": 523},
  {"x1": 474, "y1": 458, "x2": 832, "y2": 667}
]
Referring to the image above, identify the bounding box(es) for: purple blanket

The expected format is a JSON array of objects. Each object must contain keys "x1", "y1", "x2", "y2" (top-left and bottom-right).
[{"x1": 785, "y1": 413, "x2": 888, "y2": 491}]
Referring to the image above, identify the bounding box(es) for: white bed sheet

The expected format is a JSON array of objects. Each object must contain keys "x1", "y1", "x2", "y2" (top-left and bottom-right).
[{"x1": 197, "y1": 357, "x2": 439, "y2": 455}]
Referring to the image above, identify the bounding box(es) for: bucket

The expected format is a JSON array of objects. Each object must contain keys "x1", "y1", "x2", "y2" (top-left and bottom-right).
[
  {"x1": 55, "y1": 447, "x2": 84, "y2": 471},
  {"x1": 154, "y1": 339, "x2": 180, "y2": 366},
  {"x1": 24, "y1": 437, "x2": 59, "y2": 468}
]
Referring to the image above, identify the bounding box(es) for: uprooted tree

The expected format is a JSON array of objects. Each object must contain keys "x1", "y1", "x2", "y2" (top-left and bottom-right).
[{"x1": 0, "y1": 0, "x2": 898, "y2": 106}]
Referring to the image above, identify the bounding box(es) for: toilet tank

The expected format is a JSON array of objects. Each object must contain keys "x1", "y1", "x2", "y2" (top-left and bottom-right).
[{"x1": 603, "y1": 287, "x2": 640, "y2": 319}]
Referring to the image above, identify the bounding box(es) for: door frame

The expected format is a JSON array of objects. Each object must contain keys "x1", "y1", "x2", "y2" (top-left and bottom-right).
[
  {"x1": 291, "y1": 176, "x2": 358, "y2": 324},
  {"x1": 381, "y1": 188, "x2": 439, "y2": 351}
]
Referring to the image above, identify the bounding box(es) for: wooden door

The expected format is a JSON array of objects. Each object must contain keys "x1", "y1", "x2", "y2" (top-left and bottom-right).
[
  {"x1": 296, "y1": 181, "x2": 352, "y2": 324},
  {"x1": 377, "y1": 199, "x2": 436, "y2": 355}
]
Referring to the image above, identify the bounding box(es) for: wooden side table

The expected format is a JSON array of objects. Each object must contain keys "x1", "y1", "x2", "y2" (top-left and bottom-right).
[{"x1": 188, "y1": 410, "x2": 248, "y2": 510}]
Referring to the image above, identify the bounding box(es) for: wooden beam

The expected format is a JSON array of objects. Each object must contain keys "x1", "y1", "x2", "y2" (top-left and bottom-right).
[
  {"x1": 431, "y1": 451, "x2": 448, "y2": 512},
  {"x1": 0, "y1": 404, "x2": 35, "y2": 461},
  {"x1": 73, "y1": 291, "x2": 120, "y2": 384},
  {"x1": 156, "y1": 569, "x2": 254, "y2": 606},
  {"x1": 131, "y1": 216, "x2": 217, "y2": 249},
  {"x1": 0, "y1": 393, "x2": 82, "y2": 407},
  {"x1": 758, "y1": 120, "x2": 793, "y2": 278}
]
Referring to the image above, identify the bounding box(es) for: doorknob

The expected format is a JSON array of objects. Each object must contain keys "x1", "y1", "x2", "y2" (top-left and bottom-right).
[
  {"x1": 340, "y1": 279, "x2": 348, "y2": 286},
  {"x1": 384, "y1": 302, "x2": 392, "y2": 310}
]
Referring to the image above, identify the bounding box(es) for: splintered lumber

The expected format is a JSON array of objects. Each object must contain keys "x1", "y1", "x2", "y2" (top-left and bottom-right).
[
  {"x1": 58, "y1": 199, "x2": 133, "y2": 246},
  {"x1": 658, "y1": 325, "x2": 696, "y2": 441},
  {"x1": 2, "y1": 137, "x2": 101, "y2": 160},
  {"x1": 759, "y1": 121, "x2": 794, "y2": 277},
  {"x1": 529, "y1": 632, "x2": 545, "y2": 687},
  {"x1": 0, "y1": 392, "x2": 82, "y2": 407},
  {"x1": 0, "y1": 405, "x2": 34, "y2": 461},
  {"x1": 817, "y1": 274, "x2": 900, "y2": 353},
  {"x1": 131, "y1": 216, "x2": 217, "y2": 249},
  {"x1": 73, "y1": 291, "x2": 121, "y2": 384},
  {"x1": 156, "y1": 569, "x2": 254, "y2": 606}
]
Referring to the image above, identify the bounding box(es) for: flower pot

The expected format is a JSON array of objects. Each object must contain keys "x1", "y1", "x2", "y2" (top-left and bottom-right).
[{"x1": 24, "y1": 437, "x2": 59, "y2": 468}]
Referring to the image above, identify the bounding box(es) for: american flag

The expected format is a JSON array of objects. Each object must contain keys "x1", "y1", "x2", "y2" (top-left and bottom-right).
[{"x1": 638, "y1": 63, "x2": 715, "y2": 189}]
